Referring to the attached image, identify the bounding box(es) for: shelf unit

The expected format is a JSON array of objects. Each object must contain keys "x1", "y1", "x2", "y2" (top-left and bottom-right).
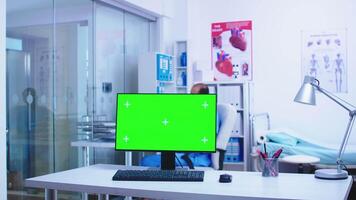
[
  {"x1": 174, "y1": 41, "x2": 188, "y2": 93},
  {"x1": 202, "y1": 81, "x2": 252, "y2": 171}
]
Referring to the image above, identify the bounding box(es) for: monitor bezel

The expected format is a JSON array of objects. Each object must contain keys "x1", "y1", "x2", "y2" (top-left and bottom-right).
[{"x1": 114, "y1": 93, "x2": 217, "y2": 153}]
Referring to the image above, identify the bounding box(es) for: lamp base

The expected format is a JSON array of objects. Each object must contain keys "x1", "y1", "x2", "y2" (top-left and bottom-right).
[{"x1": 315, "y1": 169, "x2": 348, "y2": 180}]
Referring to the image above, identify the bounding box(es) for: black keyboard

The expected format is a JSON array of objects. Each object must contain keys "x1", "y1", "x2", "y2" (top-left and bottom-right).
[{"x1": 112, "y1": 169, "x2": 204, "y2": 182}]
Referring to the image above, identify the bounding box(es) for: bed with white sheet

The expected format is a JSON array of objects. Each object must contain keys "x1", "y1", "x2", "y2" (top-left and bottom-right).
[{"x1": 251, "y1": 113, "x2": 356, "y2": 166}]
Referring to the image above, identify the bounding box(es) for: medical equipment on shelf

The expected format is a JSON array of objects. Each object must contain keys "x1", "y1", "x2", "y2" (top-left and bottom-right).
[{"x1": 138, "y1": 52, "x2": 174, "y2": 93}]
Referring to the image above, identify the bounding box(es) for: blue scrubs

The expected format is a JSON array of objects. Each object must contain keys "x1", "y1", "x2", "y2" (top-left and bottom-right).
[{"x1": 141, "y1": 115, "x2": 221, "y2": 167}]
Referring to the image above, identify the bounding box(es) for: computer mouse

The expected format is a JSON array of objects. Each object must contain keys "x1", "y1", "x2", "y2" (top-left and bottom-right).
[{"x1": 219, "y1": 174, "x2": 232, "y2": 183}]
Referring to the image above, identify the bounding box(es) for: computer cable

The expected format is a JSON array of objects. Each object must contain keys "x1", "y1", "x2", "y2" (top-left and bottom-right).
[
  {"x1": 181, "y1": 153, "x2": 195, "y2": 169},
  {"x1": 175, "y1": 154, "x2": 184, "y2": 168}
]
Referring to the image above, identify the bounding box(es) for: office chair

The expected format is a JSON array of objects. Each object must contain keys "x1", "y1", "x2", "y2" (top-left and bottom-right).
[{"x1": 211, "y1": 104, "x2": 237, "y2": 170}]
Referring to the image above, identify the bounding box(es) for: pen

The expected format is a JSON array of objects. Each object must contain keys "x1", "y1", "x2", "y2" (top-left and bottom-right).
[
  {"x1": 257, "y1": 149, "x2": 267, "y2": 159},
  {"x1": 272, "y1": 148, "x2": 283, "y2": 159},
  {"x1": 263, "y1": 142, "x2": 267, "y2": 157}
]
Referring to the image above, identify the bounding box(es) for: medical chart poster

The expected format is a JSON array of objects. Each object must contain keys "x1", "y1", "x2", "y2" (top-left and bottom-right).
[
  {"x1": 211, "y1": 21, "x2": 252, "y2": 81},
  {"x1": 301, "y1": 30, "x2": 347, "y2": 93}
]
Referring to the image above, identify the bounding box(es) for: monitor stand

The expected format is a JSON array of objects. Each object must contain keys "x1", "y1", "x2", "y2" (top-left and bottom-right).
[{"x1": 161, "y1": 152, "x2": 176, "y2": 170}]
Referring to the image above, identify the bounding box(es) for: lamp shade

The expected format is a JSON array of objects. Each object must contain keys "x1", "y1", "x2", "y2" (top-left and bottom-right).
[{"x1": 294, "y1": 76, "x2": 316, "y2": 105}]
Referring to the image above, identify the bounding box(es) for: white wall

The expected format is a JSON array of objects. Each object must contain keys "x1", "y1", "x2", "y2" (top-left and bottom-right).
[
  {"x1": 124, "y1": 0, "x2": 187, "y2": 54},
  {"x1": 170, "y1": 0, "x2": 187, "y2": 41},
  {"x1": 0, "y1": 0, "x2": 6, "y2": 197},
  {"x1": 159, "y1": 0, "x2": 187, "y2": 53},
  {"x1": 124, "y1": 0, "x2": 164, "y2": 16},
  {"x1": 187, "y1": 0, "x2": 356, "y2": 145}
]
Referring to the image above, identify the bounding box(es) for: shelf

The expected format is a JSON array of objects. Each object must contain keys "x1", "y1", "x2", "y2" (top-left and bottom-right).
[
  {"x1": 176, "y1": 86, "x2": 187, "y2": 89},
  {"x1": 214, "y1": 82, "x2": 250, "y2": 171},
  {"x1": 175, "y1": 67, "x2": 187, "y2": 70},
  {"x1": 200, "y1": 81, "x2": 247, "y2": 85},
  {"x1": 158, "y1": 81, "x2": 175, "y2": 84},
  {"x1": 8, "y1": 190, "x2": 44, "y2": 198},
  {"x1": 223, "y1": 162, "x2": 244, "y2": 165},
  {"x1": 230, "y1": 134, "x2": 244, "y2": 138}
]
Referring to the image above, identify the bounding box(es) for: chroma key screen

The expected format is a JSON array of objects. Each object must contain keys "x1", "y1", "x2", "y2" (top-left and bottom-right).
[{"x1": 115, "y1": 94, "x2": 216, "y2": 152}]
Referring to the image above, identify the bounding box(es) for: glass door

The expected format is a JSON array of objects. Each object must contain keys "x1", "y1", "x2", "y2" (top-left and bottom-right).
[
  {"x1": 5, "y1": 0, "x2": 153, "y2": 198},
  {"x1": 6, "y1": 23, "x2": 55, "y2": 198},
  {"x1": 124, "y1": 12, "x2": 150, "y2": 93},
  {"x1": 7, "y1": 2, "x2": 55, "y2": 198},
  {"x1": 92, "y1": 2, "x2": 151, "y2": 165},
  {"x1": 94, "y1": 2, "x2": 125, "y2": 122},
  {"x1": 6, "y1": 0, "x2": 94, "y2": 199}
]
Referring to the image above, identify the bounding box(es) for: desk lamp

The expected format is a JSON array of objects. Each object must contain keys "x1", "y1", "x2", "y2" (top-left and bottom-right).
[{"x1": 294, "y1": 75, "x2": 356, "y2": 180}]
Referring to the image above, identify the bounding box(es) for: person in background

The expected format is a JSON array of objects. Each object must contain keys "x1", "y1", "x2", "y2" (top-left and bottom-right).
[
  {"x1": 141, "y1": 83, "x2": 220, "y2": 168},
  {"x1": 190, "y1": 83, "x2": 209, "y2": 94}
]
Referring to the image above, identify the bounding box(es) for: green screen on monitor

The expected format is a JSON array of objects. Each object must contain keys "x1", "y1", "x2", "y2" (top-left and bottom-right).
[{"x1": 115, "y1": 94, "x2": 216, "y2": 152}]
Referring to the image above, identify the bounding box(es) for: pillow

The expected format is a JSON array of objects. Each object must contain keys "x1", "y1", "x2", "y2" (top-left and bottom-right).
[{"x1": 266, "y1": 132, "x2": 299, "y2": 146}]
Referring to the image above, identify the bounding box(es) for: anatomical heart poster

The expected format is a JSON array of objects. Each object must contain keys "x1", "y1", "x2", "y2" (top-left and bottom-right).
[
  {"x1": 211, "y1": 21, "x2": 252, "y2": 81},
  {"x1": 301, "y1": 30, "x2": 347, "y2": 93}
]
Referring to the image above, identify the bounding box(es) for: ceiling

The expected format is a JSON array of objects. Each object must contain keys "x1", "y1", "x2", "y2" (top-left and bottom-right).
[{"x1": 6, "y1": 0, "x2": 89, "y2": 14}]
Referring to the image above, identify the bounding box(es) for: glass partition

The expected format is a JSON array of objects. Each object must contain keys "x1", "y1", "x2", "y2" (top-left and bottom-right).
[
  {"x1": 53, "y1": 0, "x2": 94, "y2": 173},
  {"x1": 6, "y1": 1, "x2": 55, "y2": 198},
  {"x1": 6, "y1": 0, "x2": 152, "y2": 198},
  {"x1": 124, "y1": 12, "x2": 150, "y2": 93},
  {"x1": 6, "y1": 0, "x2": 94, "y2": 199},
  {"x1": 95, "y1": 2, "x2": 125, "y2": 123}
]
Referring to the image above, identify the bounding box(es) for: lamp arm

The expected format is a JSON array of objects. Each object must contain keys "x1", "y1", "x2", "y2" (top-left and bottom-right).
[
  {"x1": 311, "y1": 83, "x2": 356, "y2": 172},
  {"x1": 336, "y1": 114, "x2": 356, "y2": 172},
  {"x1": 312, "y1": 83, "x2": 354, "y2": 112}
]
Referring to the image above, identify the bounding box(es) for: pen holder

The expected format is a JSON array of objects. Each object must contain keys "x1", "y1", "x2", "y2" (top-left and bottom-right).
[{"x1": 260, "y1": 158, "x2": 279, "y2": 177}]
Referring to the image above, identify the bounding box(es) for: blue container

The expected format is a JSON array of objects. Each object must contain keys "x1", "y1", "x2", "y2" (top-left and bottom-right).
[
  {"x1": 224, "y1": 138, "x2": 244, "y2": 162},
  {"x1": 180, "y1": 52, "x2": 187, "y2": 67},
  {"x1": 238, "y1": 138, "x2": 244, "y2": 162},
  {"x1": 181, "y1": 71, "x2": 187, "y2": 86}
]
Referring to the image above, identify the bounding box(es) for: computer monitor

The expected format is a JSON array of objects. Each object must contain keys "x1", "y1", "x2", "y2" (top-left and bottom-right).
[{"x1": 115, "y1": 93, "x2": 217, "y2": 170}]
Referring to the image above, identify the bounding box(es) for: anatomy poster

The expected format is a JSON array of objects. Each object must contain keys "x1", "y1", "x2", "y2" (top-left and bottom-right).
[
  {"x1": 211, "y1": 21, "x2": 252, "y2": 81},
  {"x1": 301, "y1": 30, "x2": 347, "y2": 93}
]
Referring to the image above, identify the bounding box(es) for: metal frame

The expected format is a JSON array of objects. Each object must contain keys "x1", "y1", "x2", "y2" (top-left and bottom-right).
[
  {"x1": 250, "y1": 113, "x2": 270, "y2": 171},
  {"x1": 0, "y1": 0, "x2": 6, "y2": 197},
  {"x1": 250, "y1": 112, "x2": 270, "y2": 146}
]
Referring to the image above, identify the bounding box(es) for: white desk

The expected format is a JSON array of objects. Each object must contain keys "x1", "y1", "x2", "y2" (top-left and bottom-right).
[{"x1": 25, "y1": 164, "x2": 352, "y2": 200}]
